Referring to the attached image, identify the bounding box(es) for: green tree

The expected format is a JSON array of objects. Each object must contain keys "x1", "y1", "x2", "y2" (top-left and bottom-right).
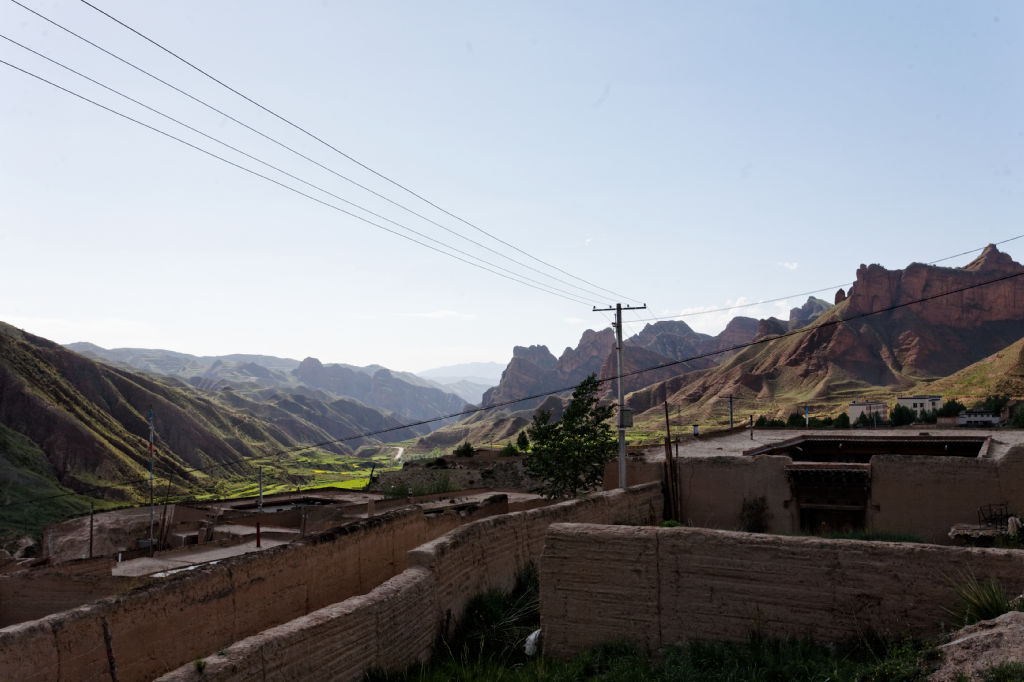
[
  {"x1": 516, "y1": 431, "x2": 530, "y2": 452},
  {"x1": 524, "y1": 374, "x2": 616, "y2": 499},
  {"x1": 454, "y1": 441, "x2": 475, "y2": 457},
  {"x1": 889, "y1": 404, "x2": 915, "y2": 426},
  {"x1": 786, "y1": 412, "x2": 805, "y2": 428},
  {"x1": 938, "y1": 399, "x2": 966, "y2": 417},
  {"x1": 834, "y1": 412, "x2": 851, "y2": 429}
]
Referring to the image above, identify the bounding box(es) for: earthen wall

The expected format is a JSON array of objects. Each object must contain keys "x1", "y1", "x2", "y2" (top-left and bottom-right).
[
  {"x1": 153, "y1": 483, "x2": 662, "y2": 682},
  {"x1": 540, "y1": 523, "x2": 1024, "y2": 657}
]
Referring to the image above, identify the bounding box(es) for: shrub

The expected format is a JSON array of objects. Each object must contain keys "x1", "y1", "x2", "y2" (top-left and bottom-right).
[
  {"x1": 890, "y1": 404, "x2": 916, "y2": 426},
  {"x1": 516, "y1": 431, "x2": 530, "y2": 452},
  {"x1": 499, "y1": 442, "x2": 519, "y2": 457},
  {"x1": 938, "y1": 399, "x2": 967, "y2": 417},
  {"x1": 834, "y1": 412, "x2": 851, "y2": 428},
  {"x1": 947, "y1": 573, "x2": 1016, "y2": 626},
  {"x1": 786, "y1": 412, "x2": 806, "y2": 428},
  {"x1": 454, "y1": 441, "x2": 475, "y2": 457},
  {"x1": 740, "y1": 496, "x2": 770, "y2": 533}
]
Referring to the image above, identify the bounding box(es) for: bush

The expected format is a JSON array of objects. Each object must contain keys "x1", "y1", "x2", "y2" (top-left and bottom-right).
[
  {"x1": 755, "y1": 416, "x2": 786, "y2": 428},
  {"x1": 938, "y1": 399, "x2": 967, "y2": 417},
  {"x1": 834, "y1": 412, "x2": 851, "y2": 428},
  {"x1": 786, "y1": 413, "x2": 806, "y2": 428},
  {"x1": 740, "y1": 496, "x2": 770, "y2": 533},
  {"x1": 946, "y1": 573, "x2": 1018, "y2": 626},
  {"x1": 890, "y1": 404, "x2": 916, "y2": 426},
  {"x1": 454, "y1": 441, "x2": 475, "y2": 457},
  {"x1": 499, "y1": 442, "x2": 519, "y2": 457},
  {"x1": 516, "y1": 431, "x2": 530, "y2": 452}
]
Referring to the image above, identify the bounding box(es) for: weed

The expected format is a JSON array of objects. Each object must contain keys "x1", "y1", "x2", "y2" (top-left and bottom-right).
[
  {"x1": 946, "y1": 572, "x2": 1015, "y2": 626},
  {"x1": 193, "y1": 658, "x2": 206, "y2": 673},
  {"x1": 981, "y1": 661, "x2": 1024, "y2": 682}
]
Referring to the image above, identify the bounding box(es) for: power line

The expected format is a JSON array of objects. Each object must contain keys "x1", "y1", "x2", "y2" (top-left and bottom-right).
[
  {"x1": 76, "y1": 0, "x2": 643, "y2": 306},
  {"x1": 0, "y1": 57, "x2": 597, "y2": 306},
  {"x1": 6, "y1": 265, "x2": 1024, "y2": 510},
  {"x1": 8, "y1": 0, "x2": 631, "y2": 307},
  {"x1": 0, "y1": 35, "x2": 604, "y2": 306},
  {"x1": 631, "y1": 233, "x2": 1024, "y2": 324}
]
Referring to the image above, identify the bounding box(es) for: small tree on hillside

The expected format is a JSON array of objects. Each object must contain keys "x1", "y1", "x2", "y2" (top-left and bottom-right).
[
  {"x1": 890, "y1": 404, "x2": 916, "y2": 426},
  {"x1": 524, "y1": 374, "x2": 616, "y2": 499},
  {"x1": 786, "y1": 412, "x2": 805, "y2": 428},
  {"x1": 516, "y1": 431, "x2": 530, "y2": 452},
  {"x1": 834, "y1": 412, "x2": 851, "y2": 429}
]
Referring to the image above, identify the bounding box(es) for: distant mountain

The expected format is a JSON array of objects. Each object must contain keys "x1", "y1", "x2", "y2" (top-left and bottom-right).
[
  {"x1": 1, "y1": 323, "x2": 427, "y2": 541},
  {"x1": 418, "y1": 361, "x2": 506, "y2": 386},
  {"x1": 68, "y1": 345, "x2": 469, "y2": 426}
]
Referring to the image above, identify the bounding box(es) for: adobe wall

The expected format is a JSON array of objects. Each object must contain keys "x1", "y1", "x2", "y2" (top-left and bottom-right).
[
  {"x1": 540, "y1": 523, "x2": 1024, "y2": 658},
  {"x1": 0, "y1": 558, "x2": 136, "y2": 627},
  {"x1": 871, "y1": 447, "x2": 1024, "y2": 543},
  {"x1": 675, "y1": 455, "x2": 795, "y2": 533},
  {"x1": 0, "y1": 506, "x2": 460, "y2": 682},
  {"x1": 154, "y1": 482, "x2": 663, "y2": 682}
]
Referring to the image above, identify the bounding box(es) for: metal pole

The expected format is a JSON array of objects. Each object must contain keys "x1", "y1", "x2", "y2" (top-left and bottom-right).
[
  {"x1": 592, "y1": 302, "x2": 646, "y2": 490},
  {"x1": 148, "y1": 407, "x2": 155, "y2": 553},
  {"x1": 256, "y1": 466, "x2": 263, "y2": 548},
  {"x1": 614, "y1": 304, "x2": 626, "y2": 488},
  {"x1": 89, "y1": 502, "x2": 94, "y2": 559}
]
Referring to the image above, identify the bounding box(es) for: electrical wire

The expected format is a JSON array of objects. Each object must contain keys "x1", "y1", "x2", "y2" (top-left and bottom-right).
[
  {"x1": 631, "y1": 233, "x2": 1024, "y2": 324},
  {"x1": 6, "y1": 265, "x2": 1024, "y2": 510},
  {"x1": 0, "y1": 56, "x2": 596, "y2": 306},
  {"x1": 0, "y1": 34, "x2": 605, "y2": 306},
  {"x1": 76, "y1": 0, "x2": 643, "y2": 306},
  {"x1": 8, "y1": 0, "x2": 632, "y2": 307}
]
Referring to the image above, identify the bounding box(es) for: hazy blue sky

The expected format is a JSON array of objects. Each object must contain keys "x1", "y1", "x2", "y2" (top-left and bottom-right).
[{"x1": 2, "y1": 1, "x2": 1022, "y2": 372}]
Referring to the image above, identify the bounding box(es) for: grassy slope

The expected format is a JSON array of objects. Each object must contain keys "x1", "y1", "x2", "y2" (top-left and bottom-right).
[{"x1": 914, "y1": 336, "x2": 1024, "y2": 398}]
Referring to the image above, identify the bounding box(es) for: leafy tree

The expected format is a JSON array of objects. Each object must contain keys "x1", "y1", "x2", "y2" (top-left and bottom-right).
[
  {"x1": 834, "y1": 412, "x2": 851, "y2": 429},
  {"x1": 938, "y1": 399, "x2": 966, "y2": 417},
  {"x1": 516, "y1": 431, "x2": 530, "y2": 452},
  {"x1": 1011, "y1": 405, "x2": 1024, "y2": 429},
  {"x1": 755, "y1": 415, "x2": 785, "y2": 428},
  {"x1": 499, "y1": 442, "x2": 519, "y2": 457},
  {"x1": 786, "y1": 412, "x2": 806, "y2": 428},
  {"x1": 854, "y1": 412, "x2": 873, "y2": 427},
  {"x1": 454, "y1": 441, "x2": 475, "y2": 457},
  {"x1": 524, "y1": 374, "x2": 616, "y2": 499},
  {"x1": 973, "y1": 395, "x2": 1011, "y2": 414},
  {"x1": 889, "y1": 404, "x2": 915, "y2": 426}
]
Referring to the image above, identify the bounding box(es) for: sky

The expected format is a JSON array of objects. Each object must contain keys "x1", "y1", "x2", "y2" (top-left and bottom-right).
[{"x1": 2, "y1": 1, "x2": 1023, "y2": 373}]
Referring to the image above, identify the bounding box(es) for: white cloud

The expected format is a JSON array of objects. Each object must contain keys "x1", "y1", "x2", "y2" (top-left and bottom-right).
[{"x1": 778, "y1": 261, "x2": 799, "y2": 270}]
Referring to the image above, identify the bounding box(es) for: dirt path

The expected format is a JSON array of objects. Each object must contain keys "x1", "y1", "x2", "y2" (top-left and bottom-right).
[{"x1": 393, "y1": 446, "x2": 405, "y2": 461}]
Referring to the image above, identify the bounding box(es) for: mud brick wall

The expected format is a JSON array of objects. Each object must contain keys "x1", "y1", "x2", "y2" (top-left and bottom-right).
[
  {"x1": 0, "y1": 507, "x2": 459, "y2": 682},
  {"x1": 0, "y1": 558, "x2": 135, "y2": 627},
  {"x1": 540, "y1": 523, "x2": 1024, "y2": 658},
  {"x1": 155, "y1": 482, "x2": 663, "y2": 682}
]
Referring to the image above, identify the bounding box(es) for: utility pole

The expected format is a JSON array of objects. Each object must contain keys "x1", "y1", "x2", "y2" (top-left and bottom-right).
[
  {"x1": 593, "y1": 302, "x2": 647, "y2": 489},
  {"x1": 148, "y1": 406, "x2": 155, "y2": 555},
  {"x1": 729, "y1": 395, "x2": 734, "y2": 429},
  {"x1": 256, "y1": 466, "x2": 263, "y2": 549}
]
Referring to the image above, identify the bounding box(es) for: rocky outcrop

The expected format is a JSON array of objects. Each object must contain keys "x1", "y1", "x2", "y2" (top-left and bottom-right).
[
  {"x1": 627, "y1": 245, "x2": 1024, "y2": 419},
  {"x1": 788, "y1": 296, "x2": 831, "y2": 329}
]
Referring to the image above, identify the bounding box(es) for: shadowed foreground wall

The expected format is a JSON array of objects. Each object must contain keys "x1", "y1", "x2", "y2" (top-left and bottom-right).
[
  {"x1": 155, "y1": 483, "x2": 662, "y2": 682},
  {"x1": 539, "y1": 523, "x2": 1024, "y2": 657},
  {"x1": 0, "y1": 503, "x2": 479, "y2": 682}
]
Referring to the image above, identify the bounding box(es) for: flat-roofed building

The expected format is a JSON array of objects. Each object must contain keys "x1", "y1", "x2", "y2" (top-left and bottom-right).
[
  {"x1": 896, "y1": 394, "x2": 944, "y2": 416},
  {"x1": 848, "y1": 400, "x2": 888, "y2": 423}
]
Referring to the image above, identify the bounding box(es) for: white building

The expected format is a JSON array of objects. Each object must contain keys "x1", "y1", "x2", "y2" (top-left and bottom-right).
[
  {"x1": 896, "y1": 395, "x2": 944, "y2": 417},
  {"x1": 849, "y1": 400, "x2": 888, "y2": 423},
  {"x1": 958, "y1": 410, "x2": 1001, "y2": 427}
]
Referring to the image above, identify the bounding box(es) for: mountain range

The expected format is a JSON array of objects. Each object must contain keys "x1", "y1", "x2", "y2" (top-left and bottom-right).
[
  {"x1": 5, "y1": 244, "x2": 1024, "y2": 544},
  {"x1": 422, "y1": 244, "x2": 1024, "y2": 445}
]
